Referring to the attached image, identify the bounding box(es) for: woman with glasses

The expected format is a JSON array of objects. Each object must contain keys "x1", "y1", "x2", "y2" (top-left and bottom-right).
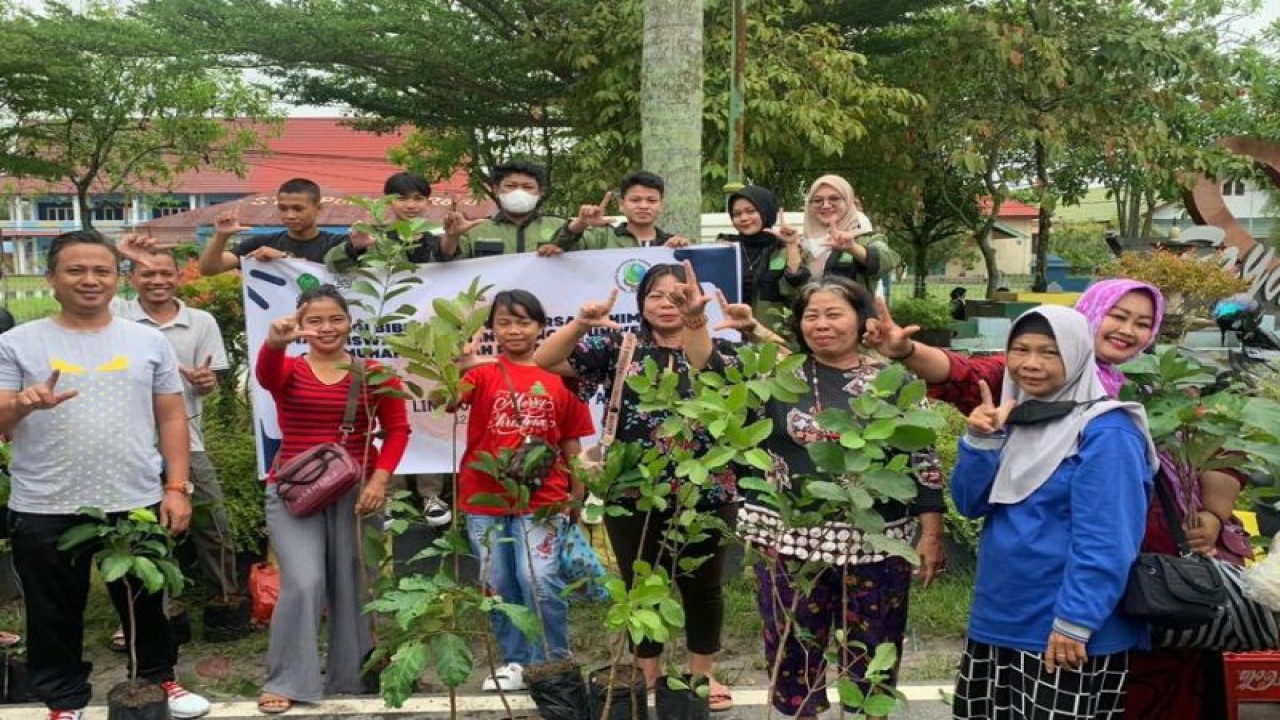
[{"x1": 802, "y1": 175, "x2": 899, "y2": 293}]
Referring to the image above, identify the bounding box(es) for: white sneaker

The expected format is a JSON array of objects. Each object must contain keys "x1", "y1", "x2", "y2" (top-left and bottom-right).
[
  {"x1": 481, "y1": 662, "x2": 525, "y2": 692},
  {"x1": 162, "y1": 681, "x2": 211, "y2": 719},
  {"x1": 48, "y1": 710, "x2": 85, "y2": 720},
  {"x1": 423, "y1": 495, "x2": 452, "y2": 527}
]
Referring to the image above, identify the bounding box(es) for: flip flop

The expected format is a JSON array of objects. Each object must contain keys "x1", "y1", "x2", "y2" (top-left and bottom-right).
[
  {"x1": 257, "y1": 693, "x2": 293, "y2": 715},
  {"x1": 0, "y1": 632, "x2": 20, "y2": 648},
  {"x1": 708, "y1": 684, "x2": 733, "y2": 713}
]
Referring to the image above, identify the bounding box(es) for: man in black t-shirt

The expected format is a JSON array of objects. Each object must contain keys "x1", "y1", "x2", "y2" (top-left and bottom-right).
[{"x1": 197, "y1": 177, "x2": 346, "y2": 276}]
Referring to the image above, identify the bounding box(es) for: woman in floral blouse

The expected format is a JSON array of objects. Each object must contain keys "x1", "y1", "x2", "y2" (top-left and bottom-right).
[{"x1": 534, "y1": 262, "x2": 739, "y2": 710}]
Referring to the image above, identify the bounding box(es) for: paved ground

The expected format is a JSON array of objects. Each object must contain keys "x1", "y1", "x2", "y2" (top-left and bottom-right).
[{"x1": 0, "y1": 684, "x2": 958, "y2": 718}]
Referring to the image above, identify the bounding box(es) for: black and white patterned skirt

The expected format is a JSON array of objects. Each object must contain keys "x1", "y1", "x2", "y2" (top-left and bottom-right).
[{"x1": 952, "y1": 639, "x2": 1129, "y2": 719}]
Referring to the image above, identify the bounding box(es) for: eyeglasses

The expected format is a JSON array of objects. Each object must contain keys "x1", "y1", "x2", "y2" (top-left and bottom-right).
[{"x1": 809, "y1": 195, "x2": 845, "y2": 207}]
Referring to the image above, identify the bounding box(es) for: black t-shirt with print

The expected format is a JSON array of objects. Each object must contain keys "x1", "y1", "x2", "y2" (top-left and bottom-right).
[{"x1": 231, "y1": 231, "x2": 347, "y2": 264}]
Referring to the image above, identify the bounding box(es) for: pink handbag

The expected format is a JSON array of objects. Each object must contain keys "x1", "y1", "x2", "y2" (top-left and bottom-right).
[{"x1": 274, "y1": 367, "x2": 364, "y2": 516}]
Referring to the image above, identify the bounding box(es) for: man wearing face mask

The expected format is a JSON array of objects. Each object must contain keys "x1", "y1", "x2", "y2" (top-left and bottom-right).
[{"x1": 443, "y1": 161, "x2": 568, "y2": 257}]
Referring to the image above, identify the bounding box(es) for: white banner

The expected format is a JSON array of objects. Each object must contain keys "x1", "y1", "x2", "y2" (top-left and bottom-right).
[{"x1": 242, "y1": 245, "x2": 743, "y2": 474}]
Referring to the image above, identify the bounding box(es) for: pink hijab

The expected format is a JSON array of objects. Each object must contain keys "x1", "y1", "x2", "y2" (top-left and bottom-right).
[{"x1": 1073, "y1": 278, "x2": 1165, "y2": 397}]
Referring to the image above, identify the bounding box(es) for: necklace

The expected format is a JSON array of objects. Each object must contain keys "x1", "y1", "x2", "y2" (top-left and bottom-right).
[{"x1": 808, "y1": 358, "x2": 863, "y2": 413}]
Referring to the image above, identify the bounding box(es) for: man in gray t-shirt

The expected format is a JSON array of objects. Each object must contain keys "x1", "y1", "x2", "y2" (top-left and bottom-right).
[
  {"x1": 113, "y1": 244, "x2": 239, "y2": 604},
  {"x1": 0, "y1": 231, "x2": 210, "y2": 719}
]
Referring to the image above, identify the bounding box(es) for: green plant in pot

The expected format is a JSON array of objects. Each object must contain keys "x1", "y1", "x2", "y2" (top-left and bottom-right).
[
  {"x1": 59, "y1": 507, "x2": 186, "y2": 720},
  {"x1": 887, "y1": 296, "x2": 953, "y2": 348}
]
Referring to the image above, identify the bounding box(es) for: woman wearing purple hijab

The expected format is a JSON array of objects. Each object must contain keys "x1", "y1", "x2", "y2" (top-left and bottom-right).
[
  {"x1": 865, "y1": 278, "x2": 1164, "y2": 412},
  {"x1": 868, "y1": 278, "x2": 1246, "y2": 719}
]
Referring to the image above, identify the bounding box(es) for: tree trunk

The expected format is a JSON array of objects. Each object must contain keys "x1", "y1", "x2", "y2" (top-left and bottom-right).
[
  {"x1": 913, "y1": 236, "x2": 929, "y2": 298},
  {"x1": 76, "y1": 183, "x2": 94, "y2": 231},
  {"x1": 977, "y1": 226, "x2": 999, "y2": 298},
  {"x1": 642, "y1": 0, "x2": 703, "y2": 237},
  {"x1": 1032, "y1": 139, "x2": 1050, "y2": 292}
]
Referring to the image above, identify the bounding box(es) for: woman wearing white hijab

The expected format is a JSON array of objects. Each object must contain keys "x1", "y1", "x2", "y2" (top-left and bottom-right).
[
  {"x1": 801, "y1": 175, "x2": 899, "y2": 293},
  {"x1": 950, "y1": 305, "x2": 1157, "y2": 720}
]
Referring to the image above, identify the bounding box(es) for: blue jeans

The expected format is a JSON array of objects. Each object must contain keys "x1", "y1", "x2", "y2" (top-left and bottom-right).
[{"x1": 466, "y1": 514, "x2": 570, "y2": 665}]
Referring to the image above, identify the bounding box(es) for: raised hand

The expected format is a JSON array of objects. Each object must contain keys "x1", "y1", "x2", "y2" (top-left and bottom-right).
[
  {"x1": 117, "y1": 234, "x2": 179, "y2": 266},
  {"x1": 771, "y1": 207, "x2": 800, "y2": 246},
  {"x1": 213, "y1": 207, "x2": 249, "y2": 238},
  {"x1": 576, "y1": 288, "x2": 622, "y2": 330},
  {"x1": 863, "y1": 296, "x2": 919, "y2": 359},
  {"x1": 669, "y1": 259, "x2": 711, "y2": 319},
  {"x1": 266, "y1": 316, "x2": 318, "y2": 350},
  {"x1": 967, "y1": 380, "x2": 1017, "y2": 435},
  {"x1": 824, "y1": 221, "x2": 857, "y2": 252},
  {"x1": 443, "y1": 197, "x2": 486, "y2": 238},
  {"x1": 575, "y1": 191, "x2": 614, "y2": 229},
  {"x1": 712, "y1": 288, "x2": 756, "y2": 333},
  {"x1": 179, "y1": 354, "x2": 218, "y2": 395},
  {"x1": 15, "y1": 370, "x2": 78, "y2": 413}
]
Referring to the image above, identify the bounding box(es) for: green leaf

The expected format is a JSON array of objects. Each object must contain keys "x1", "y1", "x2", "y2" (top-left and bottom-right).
[
  {"x1": 57, "y1": 522, "x2": 103, "y2": 551},
  {"x1": 888, "y1": 425, "x2": 936, "y2": 451},
  {"x1": 863, "y1": 693, "x2": 899, "y2": 715},
  {"x1": 743, "y1": 448, "x2": 773, "y2": 471},
  {"x1": 864, "y1": 418, "x2": 896, "y2": 441},
  {"x1": 100, "y1": 552, "x2": 133, "y2": 583},
  {"x1": 131, "y1": 556, "x2": 164, "y2": 592},
  {"x1": 431, "y1": 633, "x2": 474, "y2": 688}
]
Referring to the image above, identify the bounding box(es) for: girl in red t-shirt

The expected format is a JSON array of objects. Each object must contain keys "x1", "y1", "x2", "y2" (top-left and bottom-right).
[{"x1": 454, "y1": 289, "x2": 595, "y2": 691}]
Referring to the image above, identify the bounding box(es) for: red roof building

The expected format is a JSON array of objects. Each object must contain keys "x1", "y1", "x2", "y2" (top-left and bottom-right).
[{"x1": 1, "y1": 118, "x2": 491, "y2": 271}]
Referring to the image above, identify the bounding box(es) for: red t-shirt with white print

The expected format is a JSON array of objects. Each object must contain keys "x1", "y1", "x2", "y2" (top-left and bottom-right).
[{"x1": 458, "y1": 356, "x2": 595, "y2": 515}]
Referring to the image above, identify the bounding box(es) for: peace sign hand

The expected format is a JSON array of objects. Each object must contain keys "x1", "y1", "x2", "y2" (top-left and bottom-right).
[
  {"x1": 266, "y1": 316, "x2": 318, "y2": 350},
  {"x1": 968, "y1": 380, "x2": 1017, "y2": 435},
  {"x1": 712, "y1": 288, "x2": 756, "y2": 333},
  {"x1": 16, "y1": 370, "x2": 78, "y2": 414},
  {"x1": 576, "y1": 288, "x2": 622, "y2": 330},
  {"x1": 213, "y1": 207, "x2": 249, "y2": 238},
  {"x1": 863, "y1": 296, "x2": 918, "y2": 359},
  {"x1": 443, "y1": 197, "x2": 486, "y2": 239}
]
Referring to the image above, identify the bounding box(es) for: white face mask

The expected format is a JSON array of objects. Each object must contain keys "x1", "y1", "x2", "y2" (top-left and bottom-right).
[{"x1": 499, "y1": 189, "x2": 539, "y2": 215}]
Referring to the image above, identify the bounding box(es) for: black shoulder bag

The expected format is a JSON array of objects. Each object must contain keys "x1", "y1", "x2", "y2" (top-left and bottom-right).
[{"x1": 1123, "y1": 476, "x2": 1227, "y2": 629}]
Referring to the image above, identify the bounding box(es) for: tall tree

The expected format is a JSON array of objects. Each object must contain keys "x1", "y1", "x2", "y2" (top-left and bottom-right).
[
  {"x1": 1, "y1": 3, "x2": 274, "y2": 230},
  {"x1": 641, "y1": 0, "x2": 702, "y2": 235}
]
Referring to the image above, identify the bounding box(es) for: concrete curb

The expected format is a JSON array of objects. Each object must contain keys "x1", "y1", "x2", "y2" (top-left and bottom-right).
[{"x1": 0, "y1": 683, "x2": 953, "y2": 719}]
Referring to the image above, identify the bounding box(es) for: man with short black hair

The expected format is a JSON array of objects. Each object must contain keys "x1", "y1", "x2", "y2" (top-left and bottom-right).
[
  {"x1": 198, "y1": 178, "x2": 347, "y2": 275},
  {"x1": 444, "y1": 161, "x2": 568, "y2": 257},
  {"x1": 549, "y1": 170, "x2": 690, "y2": 252},
  {"x1": 0, "y1": 231, "x2": 210, "y2": 720},
  {"x1": 325, "y1": 172, "x2": 461, "y2": 273},
  {"x1": 115, "y1": 242, "x2": 239, "y2": 603}
]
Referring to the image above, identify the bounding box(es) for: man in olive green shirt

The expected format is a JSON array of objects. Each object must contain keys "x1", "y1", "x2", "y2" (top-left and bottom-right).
[
  {"x1": 545, "y1": 171, "x2": 689, "y2": 254},
  {"x1": 444, "y1": 161, "x2": 568, "y2": 257}
]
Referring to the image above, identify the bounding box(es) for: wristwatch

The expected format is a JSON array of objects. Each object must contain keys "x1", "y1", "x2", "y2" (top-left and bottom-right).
[{"x1": 164, "y1": 480, "x2": 194, "y2": 495}]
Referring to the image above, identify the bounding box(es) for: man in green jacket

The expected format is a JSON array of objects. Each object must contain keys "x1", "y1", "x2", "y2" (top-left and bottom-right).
[
  {"x1": 545, "y1": 170, "x2": 690, "y2": 253},
  {"x1": 445, "y1": 161, "x2": 567, "y2": 257}
]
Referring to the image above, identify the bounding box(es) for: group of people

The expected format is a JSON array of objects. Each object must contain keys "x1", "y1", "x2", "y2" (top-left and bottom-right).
[{"x1": 0, "y1": 158, "x2": 1243, "y2": 720}]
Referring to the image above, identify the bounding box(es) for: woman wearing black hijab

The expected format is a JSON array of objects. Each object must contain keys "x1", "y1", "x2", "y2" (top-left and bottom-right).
[{"x1": 717, "y1": 186, "x2": 809, "y2": 318}]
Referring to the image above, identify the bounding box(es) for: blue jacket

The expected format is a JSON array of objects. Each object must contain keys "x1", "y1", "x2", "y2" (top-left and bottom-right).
[{"x1": 952, "y1": 409, "x2": 1154, "y2": 656}]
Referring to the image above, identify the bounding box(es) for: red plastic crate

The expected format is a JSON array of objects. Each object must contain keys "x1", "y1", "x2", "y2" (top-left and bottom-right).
[{"x1": 1224, "y1": 650, "x2": 1280, "y2": 720}]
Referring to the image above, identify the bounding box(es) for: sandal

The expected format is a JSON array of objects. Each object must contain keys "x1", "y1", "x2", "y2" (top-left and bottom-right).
[
  {"x1": 0, "y1": 631, "x2": 21, "y2": 648},
  {"x1": 257, "y1": 693, "x2": 293, "y2": 714},
  {"x1": 108, "y1": 627, "x2": 127, "y2": 653},
  {"x1": 708, "y1": 683, "x2": 733, "y2": 713}
]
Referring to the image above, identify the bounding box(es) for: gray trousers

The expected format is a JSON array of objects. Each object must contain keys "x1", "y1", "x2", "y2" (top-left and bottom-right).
[
  {"x1": 189, "y1": 451, "x2": 238, "y2": 596},
  {"x1": 264, "y1": 485, "x2": 373, "y2": 701}
]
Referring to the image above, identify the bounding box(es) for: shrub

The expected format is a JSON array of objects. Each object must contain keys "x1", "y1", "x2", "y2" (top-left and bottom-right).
[{"x1": 889, "y1": 296, "x2": 951, "y2": 330}]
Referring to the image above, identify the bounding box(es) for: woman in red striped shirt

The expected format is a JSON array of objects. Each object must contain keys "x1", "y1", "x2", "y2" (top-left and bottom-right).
[{"x1": 254, "y1": 285, "x2": 411, "y2": 714}]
